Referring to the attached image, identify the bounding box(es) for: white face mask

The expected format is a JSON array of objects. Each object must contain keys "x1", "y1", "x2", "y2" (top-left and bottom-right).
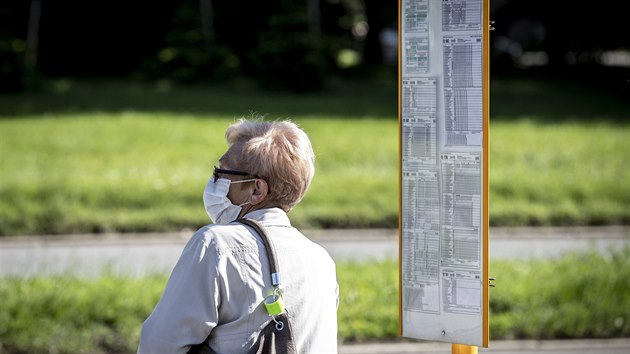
[{"x1": 203, "y1": 177, "x2": 254, "y2": 224}]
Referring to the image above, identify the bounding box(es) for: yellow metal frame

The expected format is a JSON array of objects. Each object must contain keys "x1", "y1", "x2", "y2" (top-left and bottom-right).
[
  {"x1": 453, "y1": 343, "x2": 479, "y2": 354},
  {"x1": 482, "y1": 0, "x2": 490, "y2": 347},
  {"x1": 397, "y1": 0, "x2": 403, "y2": 337}
]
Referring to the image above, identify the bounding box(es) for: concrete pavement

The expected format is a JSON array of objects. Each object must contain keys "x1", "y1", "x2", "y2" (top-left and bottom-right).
[
  {"x1": 339, "y1": 338, "x2": 630, "y2": 353},
  {"x1": 1, "y1": 226, "x2": 628, "y2": 277}
]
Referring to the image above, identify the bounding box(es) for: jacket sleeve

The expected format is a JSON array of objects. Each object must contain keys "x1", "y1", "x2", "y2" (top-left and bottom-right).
[{"x1": 138, "y1": 230, "x2": 220, "y2": 354}]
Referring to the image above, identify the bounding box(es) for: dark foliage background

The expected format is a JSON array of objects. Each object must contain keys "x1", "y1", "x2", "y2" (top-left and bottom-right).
[{"x1": 1, "y1": 0, "x2": 629, "y2": 93}]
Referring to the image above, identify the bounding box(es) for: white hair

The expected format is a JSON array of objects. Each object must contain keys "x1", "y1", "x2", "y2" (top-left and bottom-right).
[{"x1": 223, "y1": 118, "x2": 315, "y2": 211}]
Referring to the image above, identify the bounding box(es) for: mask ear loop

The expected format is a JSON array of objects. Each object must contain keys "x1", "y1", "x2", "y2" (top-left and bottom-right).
[
  {"x1": 230, "y1": 178, "x2": 258, "y2": 184},
  {"x1": 231, "y1": 178, "x2": 258, "y2": 208}
]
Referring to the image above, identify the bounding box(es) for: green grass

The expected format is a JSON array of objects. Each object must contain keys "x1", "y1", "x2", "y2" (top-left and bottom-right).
[
  {"x1": 337, "y1": 260, "x2": 400, "y2": 341},
  {"x1": 0, "y1": 77, "x2": 629, "y2": 235},
  {"x1": 0, "y1": 275, "x2": 164, "y2": 354},
  {"x1": 1, "y1": 249, "x2": 629, "y2": 353},
  {"x1": 490, "y1": 248, "x2": 630, "y2": 339},
  {"x1": 490, "y1": 120, "x2": 630, "y2": 226},
  {"x1": 0, "y1": 113, "x2": 398, "y2": 235}
]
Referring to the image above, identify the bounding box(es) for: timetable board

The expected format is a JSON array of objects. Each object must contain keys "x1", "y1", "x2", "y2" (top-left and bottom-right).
[{"x1": 398, "y1": 0, "x2": 490, "y2": 347}]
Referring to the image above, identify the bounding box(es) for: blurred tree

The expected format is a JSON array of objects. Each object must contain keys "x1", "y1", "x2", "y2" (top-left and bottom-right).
[
  {"x1": 491, "y1": 0, "x2": 630, "y2": 73},
  {"x1": 140, "y1": 0, "x2": 240, "y2": 83},
  {"x1": 250, "y1": 0, "x2": 329, "y2": 91},
  {"x1": 34, "y1": 0, "x2": 176, "y2": 77},
  {"x1": 490, "y1": 0, "x2": 630, "y2": 97},
  {"x1": 4, "y1": 0, "x2": 627, "y2": 93},
  {"x1": 364, "y1": 0, "x2": 397, "y2": 66},
  {"x1": 318, "y1": 0, "x2": 397, "y2": 77},
  {"x1": 211, "y1": 0, "x2": 272, "y2": 76},
  {"x1": 0, "y1": 1, "x2": 30, "y2": 92}
]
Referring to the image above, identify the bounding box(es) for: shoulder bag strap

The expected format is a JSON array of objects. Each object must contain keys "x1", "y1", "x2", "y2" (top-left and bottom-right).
[
  {"x1": 236, "y1": 219, "x2": 297, "y2": 354},
  {"x1": 188, "y1": 219, "x2": 291, "y2": 354},
  {"x1": 235, "y1": 218, "x2": 282, "y2": 287}
]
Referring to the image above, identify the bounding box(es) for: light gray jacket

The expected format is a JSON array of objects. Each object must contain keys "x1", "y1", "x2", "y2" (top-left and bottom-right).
[{"x1": 138, "y1": 208, "x2": 338, "y2": 353}]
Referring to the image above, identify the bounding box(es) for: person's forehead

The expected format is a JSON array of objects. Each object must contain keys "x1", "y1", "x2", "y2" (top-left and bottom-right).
[
  {"x1": 217, "y1": 154, "x2": 232, "y2": 169},
  {"x1": 218, "y1": 145, "x2": 241, "y2": 168}
]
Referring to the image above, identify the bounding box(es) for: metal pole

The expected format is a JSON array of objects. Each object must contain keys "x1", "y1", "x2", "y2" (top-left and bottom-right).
[
  {"x1": 452, "y1": 344, "x2": 478, "y2": 354},
  {"x1": 199, "y1": 0, "x2": 214, "y2": 38},
  {"x1": 24, "y1": 0, "x2": 42, "y2": 88},
  {"x1": 307, "y1": 0, "x2": 320, "y2": 36}
]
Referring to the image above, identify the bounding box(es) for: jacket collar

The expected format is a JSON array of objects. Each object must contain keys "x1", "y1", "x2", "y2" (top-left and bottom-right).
[{"x1": 241, "y1": 207, "x2": 292, "y2": 227}]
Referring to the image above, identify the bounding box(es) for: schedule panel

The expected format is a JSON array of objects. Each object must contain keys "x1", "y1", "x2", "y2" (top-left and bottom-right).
[{"x1": 399, "y1": 0, "x2": 490, "y2": 347}]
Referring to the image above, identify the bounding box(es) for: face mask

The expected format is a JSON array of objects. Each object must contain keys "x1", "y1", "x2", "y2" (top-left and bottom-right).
[{"x1": 203, "y1": 177, "x2": 253, "y2": 224}]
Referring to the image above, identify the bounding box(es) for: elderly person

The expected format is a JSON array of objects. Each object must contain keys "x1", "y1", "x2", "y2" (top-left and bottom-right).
[{"x1": 138, "y1": 119, "x2": 338, "y2": 353}]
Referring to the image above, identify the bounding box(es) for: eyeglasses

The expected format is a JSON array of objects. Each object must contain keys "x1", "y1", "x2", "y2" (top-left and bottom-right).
[{"x1": 213, "y1": 166, "x2": 257, "y2": 183}]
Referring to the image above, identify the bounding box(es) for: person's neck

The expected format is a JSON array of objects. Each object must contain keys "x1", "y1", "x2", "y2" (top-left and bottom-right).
[{"x1": 239, "y1": 202, "x2": 274, "y2": 218}]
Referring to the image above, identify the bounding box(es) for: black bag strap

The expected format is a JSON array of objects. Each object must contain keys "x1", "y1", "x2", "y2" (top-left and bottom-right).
[{"x1": 236, "y1": 218, "x2": 282, "y2": 287}]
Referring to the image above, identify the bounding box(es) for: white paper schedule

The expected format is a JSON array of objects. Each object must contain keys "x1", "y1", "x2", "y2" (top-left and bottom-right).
[
  {"x1": 443, "y1": 35, "x2": 483, "y2": 146},
  {"x1": 442, "y1": 0, "x2": 482, "y2": 31},
  {"x1": 402, "y1": 0, "x2": 430, "y2": 75},
  {"x1": 400, "y1": 0, "x2": 489, "y2": 347},
  {"x1": 402, "y1": 170, "x2": 440, "y2": 314}
]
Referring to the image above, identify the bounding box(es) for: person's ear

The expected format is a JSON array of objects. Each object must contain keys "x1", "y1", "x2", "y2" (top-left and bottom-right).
[{"x1": 250, "y1": 179, "x2": 269, "y2": 205}]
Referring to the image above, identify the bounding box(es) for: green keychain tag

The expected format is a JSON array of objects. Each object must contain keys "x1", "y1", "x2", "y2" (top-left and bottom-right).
[{"x1": 264, "y1": 294, "x2": 285, "y2": 316}]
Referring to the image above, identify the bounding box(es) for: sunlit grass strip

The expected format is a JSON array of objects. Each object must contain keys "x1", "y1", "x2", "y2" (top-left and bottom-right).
[
  {"x1": 1, "y1": 113, "x2": 629, "y2": 235},
  {"x1": 489, "y1": 120, "x2": 630, "y2": 226},
  {"x1": 0, "y1": 113, "x2": 398, "y2": 235}
]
